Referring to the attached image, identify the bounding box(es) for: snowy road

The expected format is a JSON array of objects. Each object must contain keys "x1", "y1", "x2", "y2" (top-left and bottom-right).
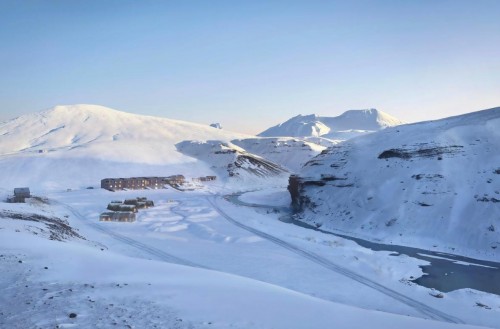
[
  {"x1": 207, "y1": 195, "x2": 464, "y2": 324},
  {"x1": 51, "y1": 191, "x2": 469, "y2": 325}
]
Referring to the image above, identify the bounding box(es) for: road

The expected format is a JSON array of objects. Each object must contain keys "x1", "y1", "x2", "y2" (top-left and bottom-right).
[
  {"x1": 56, "y1": 193, "x2": 463, "y2": 324},
  {"x1": 207, "y1": 195, "x2": 464, "y2": 324}
]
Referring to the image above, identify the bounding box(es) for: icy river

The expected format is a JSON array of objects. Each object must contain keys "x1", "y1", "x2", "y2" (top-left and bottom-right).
[{"x1": 226, "y1": 192, "x2": 500, "y2": 296}]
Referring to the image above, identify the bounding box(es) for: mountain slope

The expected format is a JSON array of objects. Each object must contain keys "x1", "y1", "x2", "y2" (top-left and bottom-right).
[
  {"x1": 231, "y1": 137, "x2": 327, "y2": 172},
  {"x1": 289, "y1": 107, "x2": 500, "y2": 259},
  {"x1": 0, "y1": 104, "x2": 249, "y2": 163},
  {"x1": 175, "y1": 140, "x2": 289, "y2": 186},
  {"x1": 1, "y1": 105, "x2": 333, "y2": 189},
  {"x1": 259, "y1": 109, "x2": 404, "y2": 140},
  {"x1": 0, "y1": 105, "x2": 250, "y2": 189}
]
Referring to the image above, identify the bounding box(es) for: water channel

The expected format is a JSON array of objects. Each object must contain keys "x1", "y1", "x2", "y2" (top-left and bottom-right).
[{"x1": 225, "y1": 192, "x2": 500, "y2": 295}]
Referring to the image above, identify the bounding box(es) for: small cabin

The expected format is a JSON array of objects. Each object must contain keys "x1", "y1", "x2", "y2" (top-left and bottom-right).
[{"x1": 7, "y1": 187, "x2": 31, "y2": 203}]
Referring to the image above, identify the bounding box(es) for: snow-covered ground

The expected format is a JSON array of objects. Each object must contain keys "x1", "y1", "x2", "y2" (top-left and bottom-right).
[
  {"x1": 1, "y1": 105, "x2": 499, "y2": 328},
  {"x1": 1, "y1": 186, "x2": 499, "y2": 328}
]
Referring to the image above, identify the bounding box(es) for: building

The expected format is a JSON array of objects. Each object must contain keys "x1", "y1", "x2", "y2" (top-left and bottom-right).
[
  {"x1": 99, "y1": 211, "x2": 136, "y2": 222},
  {"x1": 165, "y1": 175, "x2": 186, "y2": 185},
  {"x1": 101, "y1": 176, "x2": 186, "y2": 191},
  {"x1": 123, "y1": 197, "x2": 154, "y2": 209},
  {"x1": 7, "y1": 187, "x2": 31, "y2": 203},
  {"x1": 107, "y1": 203, "x2": 137, "y2": 213},
  {"x1": 192, "y1": 176, "x2": 217, "y2": 182}
]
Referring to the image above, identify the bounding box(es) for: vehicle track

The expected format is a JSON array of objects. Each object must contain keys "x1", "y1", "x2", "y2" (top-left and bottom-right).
[
  {"x1": 60, "y1": 201, "x2": 207, "y2": 269},
  {"x1": 207, "y1": 195, "x2": 463, "y2": 324}
]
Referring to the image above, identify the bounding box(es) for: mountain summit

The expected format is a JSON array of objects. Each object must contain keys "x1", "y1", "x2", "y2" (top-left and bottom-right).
[
  {"x1": 258, "y1": 109, "x2": 404, "y2": 140},
  {"x1": 0, "y1": 104, "x2": 248, "y2": 160}
]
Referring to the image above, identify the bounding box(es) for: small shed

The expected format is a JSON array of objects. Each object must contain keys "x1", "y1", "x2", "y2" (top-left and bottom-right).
[{"x1": 8, "y1": 187, "x2": 31, "y2": 203}]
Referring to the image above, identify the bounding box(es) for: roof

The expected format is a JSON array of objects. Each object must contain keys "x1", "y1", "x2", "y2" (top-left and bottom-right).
[{"x1": 14, "y1": 187, "x2": 30, "y2": 195}]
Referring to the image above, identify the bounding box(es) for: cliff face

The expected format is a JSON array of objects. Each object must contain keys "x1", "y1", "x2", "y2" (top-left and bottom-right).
[
  {"x1": 288, "y1": 175, "x2": 305, "y2": 211},
  {"x1": 288, "y1": 174, "x2": 328, "y2": 212},
  {"x1": 287, "y1": 107, "x2": 500, "y2": 257}
]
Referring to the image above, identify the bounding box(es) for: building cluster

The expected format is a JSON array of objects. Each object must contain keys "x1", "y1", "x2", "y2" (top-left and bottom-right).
[
  {"x1": 100, "y1": 175, "x2": 185, "y2": 191},
  {"x1": 6, "y1": 188, "x2": 31, "y2": 203},
  {"x1": 191, "y1": 176, "x2": 217, "y2": 182},
  {"x1": 100, "y1": 197, "x2": 155, "y2": 222}
]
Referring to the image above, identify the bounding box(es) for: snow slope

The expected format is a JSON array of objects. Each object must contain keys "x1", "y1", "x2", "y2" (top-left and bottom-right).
[
  {"x1": 259, "y1": 109, "x2": 404, "y2": 140},
  {"x1": 231, "y1": 137, "x2": 327, "y2": 172},
  {"x1": 175, "y1": 140, "x2": 289, "y2": 186},
  {"x1": 0, "y1": 105, "x2": 251, "y2": 189},
  {"x1": 289, "y1": 107, "x2": 500, "y2": 259},
  {"x1": 0, "y1": 104, "x2": 250, "y2": 161}
]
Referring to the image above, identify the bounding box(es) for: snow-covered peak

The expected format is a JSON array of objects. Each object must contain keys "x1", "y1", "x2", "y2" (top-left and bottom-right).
[
  {"x1": 258, "y1": 109, "x2": 404, "y2": 139},
  {"x1": 326, "y1": 108, "x2": 404, "y2": 131},
  {"x1": 43, "y1": 104, "x2": 125, "y2": 116},
  {"x1": 0, "y1": 104, "x2": 250, "y2": 159}
]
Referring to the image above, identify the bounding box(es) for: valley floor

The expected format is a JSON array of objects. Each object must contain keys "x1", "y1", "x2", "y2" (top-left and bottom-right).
[{"x1": 1, "y1": 186, "x2": 499, "y2": 328}]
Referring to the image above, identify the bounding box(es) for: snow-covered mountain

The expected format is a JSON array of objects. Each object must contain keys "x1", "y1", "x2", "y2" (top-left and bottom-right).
[
  {"x1": 231, "y1": 137, "x2": 327, "y2": 172},
  {"x1": 289, "y1": 107, "x2": 500, "y2": 258},
  {"x1": 0, "y1": 104, "x2": 250, "y2": 162},
  {"x1": 175, "y1": 140, "x2": 289, "y2": 185},
  {"x1": 0, "y1": 105, "x2": 332, "y2": 189},
  {"x1": 176, "y1": 137, "x2": 328, "y2": 182},
  {"x1": 259, "y1": 109, "x2": 404, "y2": 140},
  {"x1": 0, "y1": 105, "x2": 251, "y2": 189}
]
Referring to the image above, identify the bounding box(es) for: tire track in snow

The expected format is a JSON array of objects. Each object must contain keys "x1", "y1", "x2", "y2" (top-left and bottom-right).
[
  {"x1": 207, "y1": 195, "x2": 463, "y2": 324},
  {"x1": 60, "y1": 201, "x2": 207, "y2": 269}
]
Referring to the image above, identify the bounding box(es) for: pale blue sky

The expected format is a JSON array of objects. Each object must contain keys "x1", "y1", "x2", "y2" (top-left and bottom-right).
[{"x1": 0, "y1": 0, "x2": 499, "y2": 134}]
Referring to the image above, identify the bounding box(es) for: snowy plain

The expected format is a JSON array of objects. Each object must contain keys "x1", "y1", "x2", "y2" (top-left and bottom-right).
[{"x1": 1, "y1": 186, "x2": 499, "y2": 328}]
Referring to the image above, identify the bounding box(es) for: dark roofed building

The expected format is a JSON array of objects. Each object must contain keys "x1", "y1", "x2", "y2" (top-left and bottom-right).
[
  {"x1": 101, "y1": 176, "x2": 186, "y2": 191},
  {"x1": 7, "y1": 187, "x2": 31, "y2": 203},
  {"x1": 99, "y1": 211, "x2": 136, "y2": 222}
]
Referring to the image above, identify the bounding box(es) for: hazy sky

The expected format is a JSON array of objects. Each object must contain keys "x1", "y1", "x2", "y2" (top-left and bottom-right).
[{"x1": 0, "y1": 0, "x2": 499, "y2": 134}]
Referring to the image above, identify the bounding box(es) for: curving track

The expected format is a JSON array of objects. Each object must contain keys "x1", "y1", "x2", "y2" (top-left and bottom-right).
[{"x1": 207, "y1": 195, "x2": 464, "y2": 324}]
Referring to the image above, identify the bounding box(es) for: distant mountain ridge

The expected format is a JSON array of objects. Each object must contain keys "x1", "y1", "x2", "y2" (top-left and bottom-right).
[{"x1": 258, "y1": 109, "x2": 405, "y2": 140}]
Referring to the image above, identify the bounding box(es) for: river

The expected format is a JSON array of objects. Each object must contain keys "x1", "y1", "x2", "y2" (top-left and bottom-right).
[{"x1": 225, "y1": 192, "x2": 500, "y2": 295}]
